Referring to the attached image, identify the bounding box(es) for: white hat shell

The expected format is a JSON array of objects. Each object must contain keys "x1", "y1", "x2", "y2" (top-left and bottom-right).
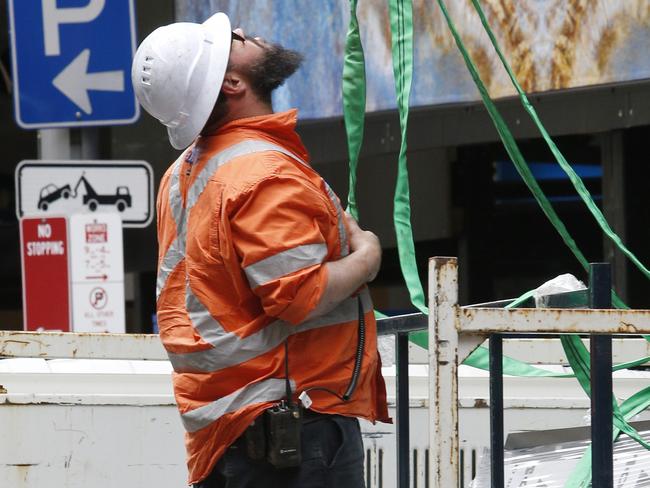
[{"x1": 131, "y1": 13, "x2": 231, "y2": 149}]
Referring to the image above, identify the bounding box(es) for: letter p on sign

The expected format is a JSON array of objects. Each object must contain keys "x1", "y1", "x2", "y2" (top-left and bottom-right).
[{"x1": 42, "y1": 0, "x2": 106, "y2": 56}]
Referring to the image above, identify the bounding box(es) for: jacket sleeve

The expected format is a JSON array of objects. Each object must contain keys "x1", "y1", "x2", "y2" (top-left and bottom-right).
[{"x1": 229, "y1": 174, "x2": 335, "y2": 325}]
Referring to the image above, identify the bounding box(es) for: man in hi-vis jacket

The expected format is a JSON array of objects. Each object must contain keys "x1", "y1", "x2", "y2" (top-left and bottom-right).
[{"x1": 132, "y1": 12, "x2": 390, "y2": 488}]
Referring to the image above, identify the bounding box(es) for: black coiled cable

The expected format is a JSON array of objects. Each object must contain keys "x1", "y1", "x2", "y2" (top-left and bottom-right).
[
  {"x1": 302, "y1": 295, "x2": 366, "y2": 402},
  {"x1": 342, "y1": 295, "x2": 365, "y2": 400}
]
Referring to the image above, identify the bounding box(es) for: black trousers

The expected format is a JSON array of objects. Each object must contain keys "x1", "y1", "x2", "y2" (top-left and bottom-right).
[{"x1": 195, "y1": 415, "x2": 366, "y2": 488}]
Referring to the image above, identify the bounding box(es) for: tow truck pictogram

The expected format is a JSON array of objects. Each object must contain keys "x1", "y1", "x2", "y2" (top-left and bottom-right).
[
  {"x1": 36, "y1": 174, "x2": 132, "y2": 212},
  {"x1": 72, "y1": 175, "x2": 132, "y2": 212}
]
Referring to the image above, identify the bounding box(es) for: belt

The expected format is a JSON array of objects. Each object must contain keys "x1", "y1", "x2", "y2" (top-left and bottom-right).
[
  {"x1": 232, "y1": 409, "x2": 332, "y2": 449},
  {"x1": 301, "y1": 408, "x2": 331, "y2": 423}
]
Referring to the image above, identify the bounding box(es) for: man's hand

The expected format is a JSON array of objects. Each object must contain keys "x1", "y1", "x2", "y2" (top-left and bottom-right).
[
  {"x1": 304, "y1": 213, "x2": 382, "y2": 320},
  {"x1": 345, "y1": 213, "x2": 381, "y2": 282}
]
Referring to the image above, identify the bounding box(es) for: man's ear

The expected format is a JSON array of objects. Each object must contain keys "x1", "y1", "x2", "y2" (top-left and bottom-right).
[{"x1": 221, "y1": 73, "x2": 245, "y2": 96}]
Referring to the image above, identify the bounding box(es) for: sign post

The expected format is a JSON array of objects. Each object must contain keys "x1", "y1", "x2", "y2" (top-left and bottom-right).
[
  {"x1": 8, "y1": 0, "x2": 138, "y2": 128},
  {"x1": 20, "y1": 217, "x2": 71, "y2": 331},
  {"x1": 69, "y1": 213, "x2": 125, "y2": 333}
]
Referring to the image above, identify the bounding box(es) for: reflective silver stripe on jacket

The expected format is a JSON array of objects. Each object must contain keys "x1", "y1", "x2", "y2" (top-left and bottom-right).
[
  {"x1": 156, "y1": 140, "x2": 308, "y2": 299},
  {"x1": 181, "y1": 378, "x2": 295, "y2": 433},
  {"x1": 324, "y1": 183, "x2": 349, "y2": 257},
  {"x1": 244, "y1": 242, "x2": 328, "y2": 289},
  {"x1": 156, "y1": 161, "x2": 183, "y2": 297},
  {"x1": 156, "y1": 138, "x2": 362, "y2": 433},
  {"x1": 168, "y1": 289, "x2": 372, "y2": 374}
]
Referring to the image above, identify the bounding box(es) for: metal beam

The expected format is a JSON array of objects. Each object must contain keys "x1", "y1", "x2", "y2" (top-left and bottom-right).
[
  {"x1": 0, "y1": 331, "x2": 167, "y2": 360},
  {"x1": 300, "y1": 81, "x2": 650, "y2": 165},
  {"x1": 377, "y1": 313, "x2": 427, "y2": 335},
  {"x1": 459, "y1": 307, "x2": 650, "y2": 334}
]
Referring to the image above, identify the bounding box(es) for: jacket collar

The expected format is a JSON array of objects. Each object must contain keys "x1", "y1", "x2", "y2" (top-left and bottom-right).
[{"x1": 199, "y1": 109, "x2": 309, "y2": 163}]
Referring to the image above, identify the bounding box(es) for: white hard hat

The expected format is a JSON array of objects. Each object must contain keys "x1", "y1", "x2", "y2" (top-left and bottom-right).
[{"x1": 131, "y1": 13, "x2": 231, "y2": 149}]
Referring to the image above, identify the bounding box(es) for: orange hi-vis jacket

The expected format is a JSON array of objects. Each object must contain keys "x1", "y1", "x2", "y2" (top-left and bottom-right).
[{"x1": 156, "y1": 110, "x2": 390, "y2": 484}]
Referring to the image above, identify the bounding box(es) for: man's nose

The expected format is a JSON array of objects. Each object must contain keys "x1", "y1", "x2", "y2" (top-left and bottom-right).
[{"x1": 233, "y1": 27, "x2": 245, "y2": 39}]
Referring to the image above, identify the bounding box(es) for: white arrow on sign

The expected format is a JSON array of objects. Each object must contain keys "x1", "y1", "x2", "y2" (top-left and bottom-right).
[{"x1": 52, "y1": 49, "x2": 124, "y2": 115}]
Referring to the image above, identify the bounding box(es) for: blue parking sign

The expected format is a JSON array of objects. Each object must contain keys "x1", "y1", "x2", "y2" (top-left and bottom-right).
[{"x1": 8, "y1": 0, "x2": 139, "y2": 128}]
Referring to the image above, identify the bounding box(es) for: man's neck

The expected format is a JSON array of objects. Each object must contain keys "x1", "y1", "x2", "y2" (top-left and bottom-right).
[{"x1": 202, "y1": 100, "x2": 273, "y2": 135}]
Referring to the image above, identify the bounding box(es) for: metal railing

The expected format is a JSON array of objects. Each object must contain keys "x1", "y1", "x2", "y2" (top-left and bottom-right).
[
  {"x1": 4, "y1": 257, "x2": 646, "y2": 487},
  {"x1": 429, "y1": 256, "x2": 650, "y2": 488},
  {"x1": 487, "y1": 263, "x2": 615, "y2": 487},
  {"x1": 376, "y1": 312, "x2": 428, "y2": 488}
]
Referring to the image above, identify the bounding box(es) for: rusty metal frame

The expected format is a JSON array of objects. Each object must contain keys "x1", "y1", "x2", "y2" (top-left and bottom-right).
[
  {"x1": 7, "y1": 257, "x2": 650, "y2": 486},
  {"x1": 0, "y1": 330, "x2": 166, "y2": 360},
  {"x1": 428, "y1": 256, "x2": 650, "y2": 488}
]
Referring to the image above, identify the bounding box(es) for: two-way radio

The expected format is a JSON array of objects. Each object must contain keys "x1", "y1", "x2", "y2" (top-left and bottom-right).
[{"x1": 247, "y1": 295, "x2": 366, "y2": 469}]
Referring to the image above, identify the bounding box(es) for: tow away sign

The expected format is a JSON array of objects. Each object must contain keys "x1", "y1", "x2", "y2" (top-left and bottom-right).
[{"x1": 16, "y1": 160, "x2": 153, "y2": 228}]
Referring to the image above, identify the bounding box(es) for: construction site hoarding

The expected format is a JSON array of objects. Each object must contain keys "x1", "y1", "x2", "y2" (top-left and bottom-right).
[{"x1": 176, "y1": 1, "x2": 650, "y2": 119}]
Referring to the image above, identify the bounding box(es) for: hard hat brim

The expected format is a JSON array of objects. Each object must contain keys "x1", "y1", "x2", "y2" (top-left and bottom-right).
[{"x1": 167, "y1": 12, "x2": 231, "y2": 150}]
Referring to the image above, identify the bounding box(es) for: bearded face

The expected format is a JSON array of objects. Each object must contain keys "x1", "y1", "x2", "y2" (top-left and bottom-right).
[
  {"x1": 202, "y1": 36, "x2": 303, "y2": 133},
  {"x1": 241, "y1": 42, "x2": 304, "y2": 105}
]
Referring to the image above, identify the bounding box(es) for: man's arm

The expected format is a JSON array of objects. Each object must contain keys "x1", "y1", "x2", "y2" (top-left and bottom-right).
[{"x1": 305, "y1": 213, "x2": 381, "y2": 320}]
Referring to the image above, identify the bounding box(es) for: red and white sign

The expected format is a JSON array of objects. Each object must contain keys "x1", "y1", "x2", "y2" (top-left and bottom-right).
[
  {"x1": 20, "y1": 216, "x2": 71, "y2": 331},
  {"x1": 85, "y1": 222, "x2": 108, "y2": 243},
  {"x1": 69, "y1": 213, "x2": 125, "y2": 333}
]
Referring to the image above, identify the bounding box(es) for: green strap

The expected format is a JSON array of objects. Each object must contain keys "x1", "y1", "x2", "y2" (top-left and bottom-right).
[
  {"x1": 343, "y1": 2, "x2": 650, "y2": 482},
  {"x1": 464, "y1": 343, "x2": 650, "y2": 378},
  {"x1": 468, "y1": 0, "x2": 650, "y2": 286},
  {"x1": 560, "y1": 335, "x2": 650, "y2": 449},
  {"x1": 344, "y1": 0, "x2": 649, "y2": 380},
  {"x1": 565, "y1": 385, "x2": 650, "y2": 487},
  {"x1": 433, "y1": 0, "x2": 621, "y2": 380},
  {"x1": 435, "y1": 0, "x2": 598, "y2": 295},
  {"x1": 437, "y1": 0, "x2": 650, "y2": 474},
  {"x1": 342, "y1": 0, "x2": 365, "y2": 221},
  {"x1": 387, "y1": 0, "x2": 427, "y2": 315},
  {"x1": 459, "y1": 0, "x2": 650, "y2": 463}
]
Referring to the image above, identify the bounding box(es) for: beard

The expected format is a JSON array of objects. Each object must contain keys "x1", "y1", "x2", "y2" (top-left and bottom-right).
[
  {"x1": 243, "y1": 43, "x2": 304, "y2": 105},
  {"x1": 202, "y1": 42, "x2": 303, "y2": 134}
]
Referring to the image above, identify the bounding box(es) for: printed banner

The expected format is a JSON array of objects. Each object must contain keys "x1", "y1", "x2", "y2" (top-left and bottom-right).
[{"x1": 176, "y1": 0, "x2": 650, "y2": 119}]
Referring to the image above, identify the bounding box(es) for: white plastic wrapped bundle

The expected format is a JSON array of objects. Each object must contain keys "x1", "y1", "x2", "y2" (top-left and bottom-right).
[{"x1": 471, "y1": 423, "x2": 650, "y2": 487}]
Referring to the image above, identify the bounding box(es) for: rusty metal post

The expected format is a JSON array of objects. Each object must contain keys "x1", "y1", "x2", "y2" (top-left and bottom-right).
[
  {"x1": 590, "y1": 263, "x2": 613, "y2": 488},
  {"x1": 429, "y1": 257, "x2": 459, "y2": 488}
]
